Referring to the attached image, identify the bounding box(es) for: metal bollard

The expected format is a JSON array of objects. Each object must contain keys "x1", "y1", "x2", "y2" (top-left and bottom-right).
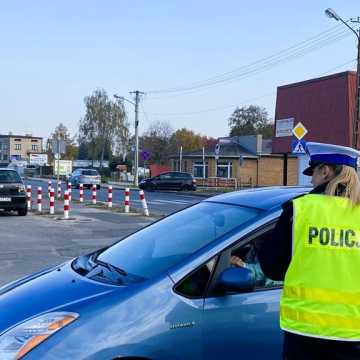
[
  {"x1": 57, "y1": 181, "x2": 62, "y2": 199},
  {"x1": 124, "y1": 188, "x2": 130, "y2": 213},
  {"x1": 108, "y1": 186, "x2": 113, "y2": 208},
  {"x1": 67, "y1": 182, "x2": 72, "y2": 202},
  {"x1": 79, "y1": 184, "x2": 84, "y2": 203},
  {"x1": 26, "y1": 185, "x2": 32, "y2": 210},
  {"x1": 64, "y1": 191, "x2": 69, "y2": 219},
  {"x1": 92, "y1": 184, "x2": 97, "y2": 205},
  {"x1": 37, "y1": 186, "x2": 42, "y2": 213},
  {"x1": 139, "y1": 190, "x2": 149, "y2": 216},
  {"x1": 48, "y1": 180, "x2": 52, "y2": 198},
  {"x1": 49, "y1": 188, "x2": 55, "y2": 215}
]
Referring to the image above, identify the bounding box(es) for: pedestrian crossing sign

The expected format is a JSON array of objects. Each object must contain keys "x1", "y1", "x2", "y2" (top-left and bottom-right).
[{"x1": 291, "y1": 140, "x2": 307, "y2": 154}]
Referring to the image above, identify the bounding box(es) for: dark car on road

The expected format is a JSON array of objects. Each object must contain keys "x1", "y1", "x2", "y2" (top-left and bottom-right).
[
  {"x1": 139, "y1": 171, "x2": 196, "y2": 191},
  {"x1": 0, "y1": 169, "x2": 27, "y2": 216}
]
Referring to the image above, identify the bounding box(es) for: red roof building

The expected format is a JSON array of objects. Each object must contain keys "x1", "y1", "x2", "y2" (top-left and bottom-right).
[{"x1": 272, "y1": 71, "x2": 357, "y2": 153}]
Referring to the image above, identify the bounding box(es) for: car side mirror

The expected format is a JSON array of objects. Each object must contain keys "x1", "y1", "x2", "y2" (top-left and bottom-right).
[{"x1": 217, "y1": 267, "x2": 255, "y2": 293}]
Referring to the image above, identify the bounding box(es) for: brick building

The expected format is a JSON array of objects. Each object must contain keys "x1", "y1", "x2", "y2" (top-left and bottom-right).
[{"x1": 170, "y1": 135, "x2": 298, "y2": 187}]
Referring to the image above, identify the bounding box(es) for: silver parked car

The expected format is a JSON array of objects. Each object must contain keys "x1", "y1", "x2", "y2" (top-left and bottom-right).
[{"x1": 68, "y1": 168, "x2": 101, "y2": 189}]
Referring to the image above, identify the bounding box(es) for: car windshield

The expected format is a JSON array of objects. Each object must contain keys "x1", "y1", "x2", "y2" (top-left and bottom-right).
[
  {"x1": 82, "y1": 170, "x2": 98, "y2": 176},
  {"x1": 0, "y1": 170, "x2": 22, "y2": 183},
  {"x1": 98, "y1": 202, "x2": 261, "y2": 279}
]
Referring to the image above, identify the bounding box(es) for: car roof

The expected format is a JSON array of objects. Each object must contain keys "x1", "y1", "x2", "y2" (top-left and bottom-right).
[{"x1": 204, "y1": 186, "x2": 311, "y2": 211}]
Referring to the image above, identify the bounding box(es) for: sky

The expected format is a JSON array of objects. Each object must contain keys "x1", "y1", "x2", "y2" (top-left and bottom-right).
[{"x1": 0, "y1": 0, "x2": 359, "y2": 141}]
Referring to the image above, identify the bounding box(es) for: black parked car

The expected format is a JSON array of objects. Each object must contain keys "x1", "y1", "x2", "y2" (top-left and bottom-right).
[
  {"x1": 139, "y1": 171, "x2": 196, "y2": 191},
  {"x1": 0, "y1": 169, "x2": 27, "y2": 216}
]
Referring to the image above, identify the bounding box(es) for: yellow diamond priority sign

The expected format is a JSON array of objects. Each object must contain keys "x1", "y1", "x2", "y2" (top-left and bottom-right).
[{"x1": 292, "y1": 122, "x2": 308, "y2": 140}]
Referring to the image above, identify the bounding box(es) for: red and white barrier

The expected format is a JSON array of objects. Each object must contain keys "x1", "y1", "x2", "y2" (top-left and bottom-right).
[
  {"x1": 49, "y1": 188, "x2": 55, "y2": 215},
  {"x1": 26, "y1": 185, "x2": 32, "y2": 210},
  {"x1": 139, "y1": 190, "x2": 149, "y2": 216},
  {"x1": 92, "y1": 184, "x2": 97, "y2": 205},
  {"x1": 48, "y1": 180, "x2": 52, "y2": 198},
  {"x1": 64, "y1": 190, "x2": 70, "y2": 219},
  {"x1": 67, "y1": 182, "x2": 72, "y2": 202},
  {"x1": 57, "y1": 181, "x2": 62, "y2": 199},
  {"x1": 124, "y1": 188, "x2": 130, "y2": 213},
  {"x1": 79, "y1": 184, "x2": 84, "y2": 203},
  {"x1": 108, "y1": 186, "x2": 113, "y2": 208},
  {"x1": 37, "y1": 186, "x2": 42, "y2": 213}
]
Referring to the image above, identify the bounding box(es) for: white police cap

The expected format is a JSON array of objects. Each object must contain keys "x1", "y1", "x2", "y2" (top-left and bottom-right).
[{"x1": 303, "y1": 142, "x2": 360, "y2": 176}]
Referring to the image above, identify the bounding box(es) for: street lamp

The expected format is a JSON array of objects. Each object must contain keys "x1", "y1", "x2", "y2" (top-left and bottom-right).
[
  {"x1": 325, "y1": 8, "x2": 360, "y2": 148},
  {"x1": 114, "y1": 92, "x2": 143, "y2": 187}
]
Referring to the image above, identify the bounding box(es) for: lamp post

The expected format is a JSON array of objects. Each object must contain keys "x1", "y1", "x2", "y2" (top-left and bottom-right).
[
  {"x1": 325, "y1": 8, "x2": 360, "y2": 149},
  {"x1": 114, "y1": 91, "x2": 144, "y2": 187}
]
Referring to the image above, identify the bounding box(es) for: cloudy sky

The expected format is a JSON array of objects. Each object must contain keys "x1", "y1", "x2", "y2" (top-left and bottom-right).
[{"x1": 0, "y1": 0, "x2": 358, "y2": 140}]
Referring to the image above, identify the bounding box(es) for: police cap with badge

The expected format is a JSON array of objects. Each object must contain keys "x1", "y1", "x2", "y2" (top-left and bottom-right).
[{"x1": 303, "y1": 142, "x2": 360, "y2": 176}]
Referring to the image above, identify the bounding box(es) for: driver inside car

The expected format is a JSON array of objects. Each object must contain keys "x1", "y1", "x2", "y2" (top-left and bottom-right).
[{"x1": 230, "y1": 245, "x2": 282, "y2": 288}]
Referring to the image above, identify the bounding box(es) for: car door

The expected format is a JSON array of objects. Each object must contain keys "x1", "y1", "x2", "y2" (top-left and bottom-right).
[
  {"x1": 201, "y1": 225, "x2": 283, "y2": 360},
  {"x1": 158, "y1": 173, "x2": 172, "y2": 189}
]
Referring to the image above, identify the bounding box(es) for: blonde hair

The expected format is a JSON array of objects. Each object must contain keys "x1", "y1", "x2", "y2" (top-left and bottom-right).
[{"x1": 325, "y1": 165, "x2": 360, "y2": 205}]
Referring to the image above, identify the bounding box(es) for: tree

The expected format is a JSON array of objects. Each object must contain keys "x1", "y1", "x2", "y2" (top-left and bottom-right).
[
  {"x1": 228, "y1": 105, "x2": 274, "y2": 139},
  {"x1": 47, "y1": 123, "x2": 78, "y2": 161},
  {"x1": 169, "y1": 128, "x2": 203, "y2": 153},
  {"x1": 78, "y1": 89, "x2": 129, "y2": 166},
  {"x1": 140, "y1": 121, "x2": 173, "y2": 165}
]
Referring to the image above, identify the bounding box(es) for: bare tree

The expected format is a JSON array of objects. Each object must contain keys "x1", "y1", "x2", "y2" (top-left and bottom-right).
[
  {"x1": 140, "y1": 121, "x2": 173, "y2": 165},
  {"x1": 79, "y1": 89, "x2": 128, "y2": 166}
]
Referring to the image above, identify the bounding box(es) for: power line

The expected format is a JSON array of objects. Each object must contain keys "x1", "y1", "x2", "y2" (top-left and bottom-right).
[
  {"x1": 143, "y1": 58, "x2": 356, "y2": 118},
  {"x1": 145, "y1": 25, "x2": 351, "y2": 97}
]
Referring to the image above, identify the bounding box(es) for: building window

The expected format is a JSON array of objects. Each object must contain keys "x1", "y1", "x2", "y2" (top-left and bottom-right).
[
  {"x1": 216, "y1": 161, "x2": 233, "y2": 178},
  {"x1": 15, "y1": 144, "x2": 21, "y2": 151},
  {"x1": 173, "y1": 160, "x2": 180, "y2": 171},
  {"x1": 32, "y1": 144, "x2": 38, "y2": 151},
  {"x1": 3, "y1": 154, "x2": 7, "y2": 161},
  {"x1": 193, "y1": 162, "x2": 209, "y2": 178}
]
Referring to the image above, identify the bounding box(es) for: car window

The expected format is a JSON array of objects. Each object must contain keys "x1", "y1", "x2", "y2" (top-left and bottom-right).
[
  {"x1": 0, "y1": 170, "x2": 22, "y2": 183},
  {"x1": 98, "y1": 202, "x2": 262, "y2": 280},
  {"x1": 229, "y1": 229, "x2": 283, "y2": 291},
  {"x1": 175, "y1": 257, "x2": 217, "y2": 298},
  {"x1": 82, "y1": 170, "x2": 98, "y2": 176},
  {"x1": 160, "y1": 173, "x2": 171, "y2": 180}
]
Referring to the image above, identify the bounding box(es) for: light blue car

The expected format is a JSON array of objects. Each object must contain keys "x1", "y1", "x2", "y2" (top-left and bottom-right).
[{"x1": 0, "y1": 186, "x2": 308, "y2": 359}]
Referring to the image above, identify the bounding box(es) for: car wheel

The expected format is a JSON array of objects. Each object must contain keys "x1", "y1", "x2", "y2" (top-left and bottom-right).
[{"x1": 18, "y1": 208, "x2": 28, "y2": 216}]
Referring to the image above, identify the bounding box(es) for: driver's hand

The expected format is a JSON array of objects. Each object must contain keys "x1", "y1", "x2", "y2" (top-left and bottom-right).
[{"x1": 231, "y1": 256, "x2": 246, "y2": 267}]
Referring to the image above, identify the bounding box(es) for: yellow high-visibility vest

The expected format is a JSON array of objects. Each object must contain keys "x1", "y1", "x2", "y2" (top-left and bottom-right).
[{"x1": 280, "y1": 194, "x2": 360, "y2": 341}]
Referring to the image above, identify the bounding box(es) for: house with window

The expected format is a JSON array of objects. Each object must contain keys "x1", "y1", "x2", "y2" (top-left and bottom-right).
[
  {"x1": 0, "y1": 133, "x2": 43, "y2": 166},
  {"x1": 170, "y1": 135, "x2": 298, "y2": 187}
]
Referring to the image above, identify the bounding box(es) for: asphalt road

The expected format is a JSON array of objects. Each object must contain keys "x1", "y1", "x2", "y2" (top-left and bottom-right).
[
  {"x1": 25, "y1": 178, "x2": 211, "y2": 215},
  {"x1": 0, "y1": 206, "x2": 156, "y2": 286}
]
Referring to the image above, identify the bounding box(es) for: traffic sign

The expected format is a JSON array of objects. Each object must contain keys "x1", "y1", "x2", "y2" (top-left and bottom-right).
[
  {"x1": 141, "y1": 150, "x2": 151, "y2": 161},
  {"x1": 214, "y1": 143, "x2": 220, "y2": 160},
  {"x1": 291, "y1": 140, "x2": 307, "y2": 154},
  {"x1": 292, "y1": 122, "x2": 308, "y2": 140}
]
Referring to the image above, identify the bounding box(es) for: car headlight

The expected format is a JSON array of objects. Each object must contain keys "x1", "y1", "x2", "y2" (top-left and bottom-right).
[
  {"x1": 0, "y1": 312, "x2": 79, "y2": 359},
  {"x1": 18, "y1": 185, "x2": 25, "y2": 193}
]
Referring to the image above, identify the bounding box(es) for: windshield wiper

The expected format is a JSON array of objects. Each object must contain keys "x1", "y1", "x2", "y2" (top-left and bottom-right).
[{"x1": 92, "y1": 257, "x2": 128, "y2": 277}]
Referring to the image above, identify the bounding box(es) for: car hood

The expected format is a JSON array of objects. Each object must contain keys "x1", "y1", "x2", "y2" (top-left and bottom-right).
[{"x1": 0, "y1": 261, "x2": 119, "y2": 334}]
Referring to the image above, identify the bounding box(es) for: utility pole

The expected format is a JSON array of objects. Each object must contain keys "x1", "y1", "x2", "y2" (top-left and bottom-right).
[
  {"x1": 115, "y1": 91, "x2": 144, "y2": 187},
  {"x1": 130, "y1": 90, "x2": 144, "y2": 187},
  {"x1": 352, "y1": 19, "x2": 360, "y2": 149},
  {"x1": 325, "y1": 9, "x2": 360, "y2": 148}
]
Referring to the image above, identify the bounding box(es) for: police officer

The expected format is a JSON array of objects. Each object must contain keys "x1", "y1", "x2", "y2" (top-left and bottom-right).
[{"x1": 257, "y1": 142, "x2": 360, "y2": 359}]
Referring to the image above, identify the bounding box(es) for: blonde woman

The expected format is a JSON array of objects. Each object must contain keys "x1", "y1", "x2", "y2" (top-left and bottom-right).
[{"x1": 257, "y1": 142, "x2": 360, "y2": 359}]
